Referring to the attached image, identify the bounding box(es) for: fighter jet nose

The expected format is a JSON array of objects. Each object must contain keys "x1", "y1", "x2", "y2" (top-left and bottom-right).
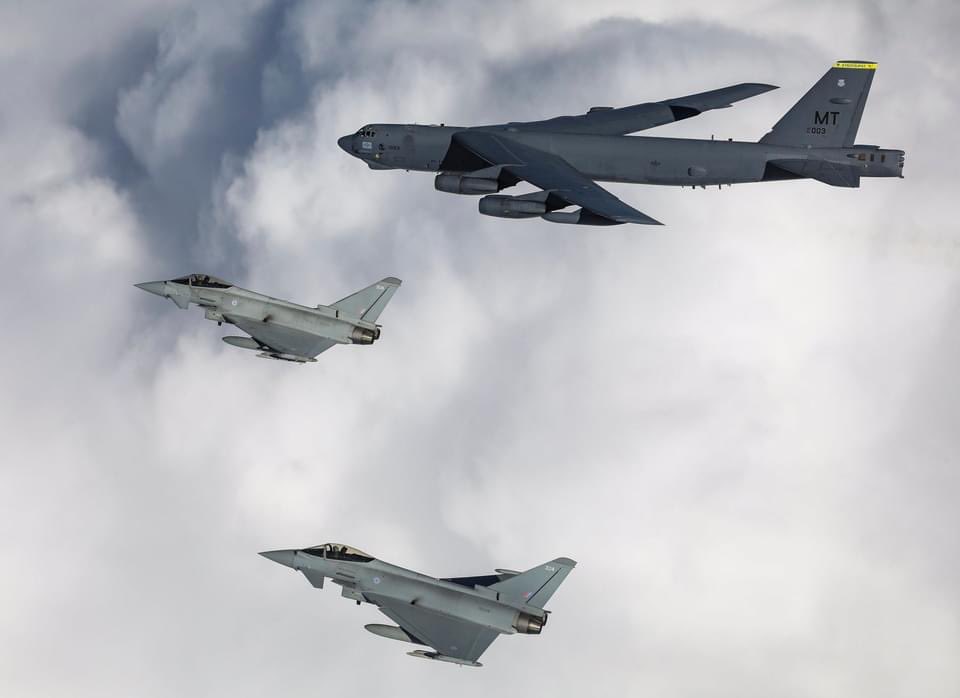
[
  {"x1": 135, "y1": 281, "x2": 167, "y2": 297},
  {"x1": 337, "y1": 134, "x2": 353, "y2": 154},
  {"x1": 259, "y1": 549, "x2": 297, "y2": 569}
]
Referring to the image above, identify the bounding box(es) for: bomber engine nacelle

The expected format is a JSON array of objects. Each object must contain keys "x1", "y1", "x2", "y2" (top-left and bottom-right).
[
  {"x1": 350, "y1": 326, "x2": 381, "y2": 345},
  {"x1": 435, "y1": 174, "x2": 501, "y2": 195},
  {"x1": 512, "y1": 611, "x2": 546, "y2": 635},
  {"x1": 478, "y1": 195, "x2": 547, "y2": 219}
]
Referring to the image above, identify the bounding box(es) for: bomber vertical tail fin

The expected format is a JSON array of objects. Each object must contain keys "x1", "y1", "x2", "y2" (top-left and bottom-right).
[
  {"x1": 489, "y1": 557, "x2": 576, "y2": 609},
  {"x1": 331, "y1": 277, "x2": 401, "y2": 322},
  {"x1": 759, "y1": 61, "x2": 877, "y2": 148}
]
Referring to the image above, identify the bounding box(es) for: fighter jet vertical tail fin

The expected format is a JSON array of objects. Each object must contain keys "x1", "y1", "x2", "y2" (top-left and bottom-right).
[
  {"x1": 759, "y1": 61, "x2": 876, "y2": 148},
  {"x1": 488, "y1": 557, "x2": 576, "y2": 609},
  {"x1": 331, "y1": 277, "x2": 402, "y2": 323}
]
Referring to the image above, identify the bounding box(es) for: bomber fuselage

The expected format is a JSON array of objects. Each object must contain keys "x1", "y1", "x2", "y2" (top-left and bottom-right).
[{"x1": 338, "y1": 123, "x2": 904, "y2": 186}]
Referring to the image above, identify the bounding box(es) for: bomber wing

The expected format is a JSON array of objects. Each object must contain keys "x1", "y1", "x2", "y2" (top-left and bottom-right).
[
  {"x1": 454, "y1": 130, "x2": 661, "y2": 225},
  {"x1": 226, "y1": 316, "x2": 338, "y2": 360},
  {"x1": 368, "y1": 594, "x2": 500, "y2": 665},
  {"x1": 503, "y1": 83, "x2": 777, "y2": 135}
]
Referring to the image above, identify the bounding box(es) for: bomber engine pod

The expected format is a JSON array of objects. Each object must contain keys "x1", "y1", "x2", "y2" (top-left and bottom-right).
[
  {"x1": 434, "y1": 174, "x2": 500, "y2": 195},
  {"x1": 478, "y1": 195, "x2": 547, "y2": 218}
]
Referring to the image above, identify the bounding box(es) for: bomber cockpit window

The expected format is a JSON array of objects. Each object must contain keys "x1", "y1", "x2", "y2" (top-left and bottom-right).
[
  {"x1": 302, "y1": 543, "x2": 374, "y2": 563},
  {"x1": 172, "y1": 274, "x2": 231, "y2": 288},
  {"x1": 355, "y1": 126, "x2": 376, "y2": 138}
]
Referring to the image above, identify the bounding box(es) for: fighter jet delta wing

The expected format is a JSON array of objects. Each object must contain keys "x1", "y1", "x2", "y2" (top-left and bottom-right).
[
  {"x1": 223, "y1": 316, "x2": 337, "y2": 362},
  {"x1": 503, "y1": 82, "x2": 778, "y2": 135},
  {"x1": 453, "y1": 130, "x2": 662, "y2": 225},
  {"x1": 367, "y1": 594, "x2": 500, "y2": 667}
]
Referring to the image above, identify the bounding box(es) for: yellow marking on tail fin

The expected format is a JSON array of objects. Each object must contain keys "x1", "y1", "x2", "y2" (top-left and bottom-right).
[{"x1": 833, "y1": 61, "x2": 877, "y2": 70}]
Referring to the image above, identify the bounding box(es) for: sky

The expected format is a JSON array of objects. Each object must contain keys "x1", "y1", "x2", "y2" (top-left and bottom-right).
[{"x1": 1, "y1": 1, "x2": 958, "y2": 696}]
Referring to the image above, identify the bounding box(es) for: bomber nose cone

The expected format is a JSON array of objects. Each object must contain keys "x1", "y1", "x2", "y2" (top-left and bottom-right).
[
  {"x1": 259, "y1": 549, "x2": 297, "y2": 569},
  {"x1": 135, "y1": 281, "x2": 167, "y2": 297},
  {"x1": 337, "y1": 134, "x2": 353, "y2": 154}
]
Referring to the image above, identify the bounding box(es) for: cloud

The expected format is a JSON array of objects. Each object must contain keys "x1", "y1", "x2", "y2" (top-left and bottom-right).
[{"x1": 1, "y1": 2, "x2": 958, "y2": 697}]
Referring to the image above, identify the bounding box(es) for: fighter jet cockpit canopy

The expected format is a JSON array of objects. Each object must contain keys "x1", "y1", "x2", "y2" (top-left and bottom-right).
[
  {"x1": 172, "y1": 273, "x2": 232, "y2": 289},
  {"x1": 302, "y1": 543, "x2": 374, "y2": 562}
]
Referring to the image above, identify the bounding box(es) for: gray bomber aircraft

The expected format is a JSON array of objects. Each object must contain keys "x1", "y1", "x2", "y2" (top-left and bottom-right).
[
  {"x1": 135, "y1": 274, "x2": 401, "y2": 363},
  {"x1": 338, "y1": 61, "x2": 904, "y2": 225},
  {"x1": 260, "y1": 543, "x2": 576, "y2": 667}
]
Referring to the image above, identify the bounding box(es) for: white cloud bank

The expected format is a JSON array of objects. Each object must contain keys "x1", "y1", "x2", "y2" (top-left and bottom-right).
[{"x1": 1, "y1": 1, "x2": 958, "y2": 697}]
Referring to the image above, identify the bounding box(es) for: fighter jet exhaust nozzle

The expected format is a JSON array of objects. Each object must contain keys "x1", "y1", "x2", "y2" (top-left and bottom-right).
[
  {"x1": 513, "y1": 612, "x2": 546, "y2": 634},
  {"x1": 478, "y1": 195, "x2": 547, "y2": 219},
  {"x1": 435, "y1": 174, "x2": 501, "y2": 195},
  {"x1": 350, "y1": 326, "x2": 380, "y2": 345}
]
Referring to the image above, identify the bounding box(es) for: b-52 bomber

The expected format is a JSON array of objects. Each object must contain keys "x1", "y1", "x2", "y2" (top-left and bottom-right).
[
  {"x1": 338, "y1": 61, "x2": 904, "y2": 225},
  {"x1": 136, "y1": 274, "x2": 401, "y2": 363},
  {"x1": 260, "y1": 543, "x2": 576, "y2": 667}
]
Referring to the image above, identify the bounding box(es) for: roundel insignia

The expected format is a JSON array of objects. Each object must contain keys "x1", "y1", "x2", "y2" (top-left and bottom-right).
[
  {"x1": 231, "y1": 299, "x2": 238, "y2": 306},
  {"x1": 373, "y1": 576, "x2": 381, "y2": 584}
]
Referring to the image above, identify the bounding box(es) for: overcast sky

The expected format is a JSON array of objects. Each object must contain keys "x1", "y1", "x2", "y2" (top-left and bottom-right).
[{"x1": 1, "y1": 1, "x2": 958, "y2": 696}]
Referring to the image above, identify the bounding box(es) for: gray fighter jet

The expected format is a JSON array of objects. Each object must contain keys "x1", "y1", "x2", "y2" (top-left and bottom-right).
[
  {"x1": 135, "y1": 274, "x2": 401, "y2": 363},
  {"x1": 260, "y1": 543, "x2": 576, "y2": 667},
  {"x1": 338, "y1": 61, "x2": 903, "y2": 225}
]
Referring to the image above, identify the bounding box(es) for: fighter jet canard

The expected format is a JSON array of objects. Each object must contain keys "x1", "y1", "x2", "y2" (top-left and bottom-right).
[
  {"x1": 338, "y1": 61, "x2": 904, "y2": 225},
  {"x1": 135, "y1": 274, "x2": 401, "y2": 363},
  {"x1": 260, "y1": 543, "x2": 576, "y2": 667}
]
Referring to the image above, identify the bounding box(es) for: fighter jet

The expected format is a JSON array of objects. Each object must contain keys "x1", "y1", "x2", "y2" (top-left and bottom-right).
[
  {"x1": 338, "y1": 61, "x2": 904, "y2": 225},
  {"x1": 135, "y1": 274, "x2": 401, "y2": 363},
  {"x1": 260, "y1": 543, "x2": 576, "y2": 667}
]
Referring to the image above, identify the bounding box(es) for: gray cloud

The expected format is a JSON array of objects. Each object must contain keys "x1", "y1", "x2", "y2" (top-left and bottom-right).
[{"x1": 1, "y1": 1, "x2": 958, "y2": 696}]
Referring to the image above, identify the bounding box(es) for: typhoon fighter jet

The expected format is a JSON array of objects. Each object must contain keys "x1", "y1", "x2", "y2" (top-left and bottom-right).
[
  {"x1": 135, "y1": 274, "x2": 401, "y2": 363},
  {"x1": 260, "y1": 543, "x2": 576, "y2": 667},
  {"x1": 338, "y1": 61, "x2": 904, "y2": 225}
]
